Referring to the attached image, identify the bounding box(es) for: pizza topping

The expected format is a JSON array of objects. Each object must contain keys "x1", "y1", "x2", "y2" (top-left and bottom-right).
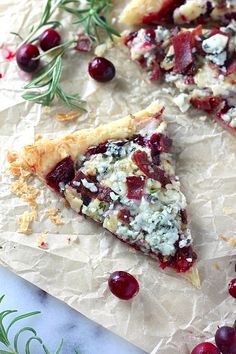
[
  {"x1": 219, "y1": 107, "x2": 236, "y2": 127},
  {"x1": 202, "y1": 33, "x2": 229, "y2": 66},
  {"x1": 172, "y1": 31, "x2": 193, "y2": 73},
  {"x1": 45, "y1": 156, "x2": 75, "y2": 194},
  {"x1": 126, "y1": 176, "x2": 145, "y2": 200},
  {"x1": 190, "y1": 96, "x2": 224, "y2": 112},
  {"x1": 117, "y1": 208, "x2": 131, "y2": 223},
  {"x1": 132, "y1": 150, "x2": 171, "y2": 187}
]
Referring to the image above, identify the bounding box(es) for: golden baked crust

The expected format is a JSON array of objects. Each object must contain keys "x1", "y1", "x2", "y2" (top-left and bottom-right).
[
  {"x1": 120, "y1": 0, "x2": 164, "y2": 25},
  {"x1": 14, "y1": 101, "x2": 163, "y2": 178}
]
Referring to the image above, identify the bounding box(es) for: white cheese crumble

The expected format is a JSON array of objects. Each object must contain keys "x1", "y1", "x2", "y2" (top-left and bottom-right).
[
  {"x1": 206, "y1": 51, "x2": 227, "y2": 66},
  {"x1": 202, "y1": 34, "x2": 228, "y2": 54},
  {"x1": 155, "y1": 27, "x2": 171, "y2": 42},
  {"x1": 81, "y1": 179, "x2": 98, "y2": 192},
  {"x1": 221, "y1": 108, "x2": 236, "y2": 127},
  {"x1": 173, "y1": 93, "x2": 191, "y2": 113}
]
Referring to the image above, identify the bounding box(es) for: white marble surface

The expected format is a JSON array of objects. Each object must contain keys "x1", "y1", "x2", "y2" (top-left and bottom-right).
[{"x1": 0, "y1": 266, "x2": 146, "y2": 354}]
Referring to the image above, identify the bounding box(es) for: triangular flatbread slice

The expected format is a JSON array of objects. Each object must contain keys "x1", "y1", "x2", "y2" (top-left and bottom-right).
[
  {"x1": 120, "y1": 0, "x2": 236, "y2": 26},
  {"x1": 10, "y1": 102, "x2": 199, "y2": 286},
  {"x1": 123, "y1": 22, "x2": 236, "y2": 133}
]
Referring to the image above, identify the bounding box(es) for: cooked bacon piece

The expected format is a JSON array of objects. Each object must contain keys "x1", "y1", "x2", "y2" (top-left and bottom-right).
[
  {"x1": 75, "y1": 33, "x2": 92, "y2": 52},
  {"x1": 132, "y1": 150, "x2": 171, "y2": 187},
  {"x1": 190, "y1": 96, "x2": 224, "y2": 112},
  {"x1": 126, "y1": 176, "x2": 146, "y2": 200},
  {"x1": 142, "y1": 0, "x2": 184, "y2": 24},
  {"x1": 71, "y1": 171, "x2": 113, "y2": 202},
  {"x1": 46, "y1": 156, "x2": 75, "y2": 194},
  {"x1": 172, "y1": 31, "x2": 193, "y2": 73}
]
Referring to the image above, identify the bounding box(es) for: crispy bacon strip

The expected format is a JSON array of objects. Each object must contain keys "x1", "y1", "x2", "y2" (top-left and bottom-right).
[
  {"x1": 132, "y1": 150, "x2": 171, "y2": 187},
  {"x1": 172, "y1": 31, "x2": 193, "y2": 73}
]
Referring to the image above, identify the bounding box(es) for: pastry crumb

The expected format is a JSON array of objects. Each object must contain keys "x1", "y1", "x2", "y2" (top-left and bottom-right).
[
  {"x1": 223, "y1": 207, "x2": 232, "y2": 215},
  {"x1": 47, "y1": 208, "x2": 64, "y2": 225},
  {"x1": 37, "y1": 232, "x2": 49, "y2": 249},
  {"x1": 56, "y1": 111, "x2": 82, "y2": 122},
  {"x1": 213, "y1": 262, "x2": 221, "y2": 270},
  {"x1": 219, "y1": 235, "x2": 236, "y2": 247},
  {"x1": 11, "y1": 177, "x2": 40, "y2": 206},
  {"x1": 17, "y1": 206, "x2": 37, "y2": 235},
  {"x1": 34, "y1": 134, "x2": 42, "y2": 142}
]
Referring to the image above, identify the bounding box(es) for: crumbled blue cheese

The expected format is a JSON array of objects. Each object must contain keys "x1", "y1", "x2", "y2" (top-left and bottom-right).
[
  {"x1": 221, "y1": 108, "x2": 236, "y2": 127},
  {"x1": 155, "y1": 26, "x2": 171, "y2": 42},
  {"x1": 173, "y1": 93, "x2": 191, "y2": 113},
  {"x1": 202, "y1": 34, "x2": 228, "y2": 54},
  {"x1": 206, "y1": 51, "x2": 227, "y2": 66},
  {"x1": 81, "y1": 179, "x2": 98, "y2": 192}
]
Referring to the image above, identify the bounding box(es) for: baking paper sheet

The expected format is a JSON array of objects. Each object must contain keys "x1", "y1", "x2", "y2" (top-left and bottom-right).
[{"x1": 0, "y1": 1, "x2": 236, "y2": 353}]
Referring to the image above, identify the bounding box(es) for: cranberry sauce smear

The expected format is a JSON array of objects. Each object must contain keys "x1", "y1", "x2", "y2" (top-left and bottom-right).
[
  {"x1": 70, "y1": 171, "x2": 113, "y2": 203},
  {"x1": 46, "y1": 156, "x2": 75, "y2": 194},
  {"x1": 126, "y1": 176, "x2": 146, "y2": 200},
  {"x1": 159, "y1": 245, "x2": 197, "y2": 272}
]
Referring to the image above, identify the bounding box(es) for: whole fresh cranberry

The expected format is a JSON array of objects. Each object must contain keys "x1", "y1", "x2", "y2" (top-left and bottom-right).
[
  {"x1": 191, "y1": 342, "x2": 220, "y2": 354},
  {"x1": 215, "y1": 326, "x2": 236, "y2": 354},
  {"x1": 228, "y1": 278, "x2": 236, "y2": 298},
  {"x1": 88, "y1": 57, "x2": 116, "y2": 82},
  {"x1": 108, "y1": 271, "x2": 139, "y2": 300},
  {"x1": 39, "y1": 28, "x2": 61, "y2": 51},
  {"x1": 16, "y1": 44, "x2": 40, "y2": 72}
]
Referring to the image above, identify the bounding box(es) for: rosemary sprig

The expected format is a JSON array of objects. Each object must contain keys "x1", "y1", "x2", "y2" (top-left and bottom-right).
[
  {"x1": 0, "y1": 295, "x2": 63, "y2": 354},
  {"x1": 60, "y1": 0, "x2": 120, "y2": 42},
  {"x1": 22, "y1": 43, "x2": 86, "y2": 110},
  {"x1": 20, "y1": 0, "x2": 66, "y2": 45}
]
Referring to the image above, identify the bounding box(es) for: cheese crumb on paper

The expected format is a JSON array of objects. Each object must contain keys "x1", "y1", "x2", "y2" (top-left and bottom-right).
[
  {"x1": 17, "y1": 206, "x2": 37, "y2": 235},
  {"x1": 47, "y1": 208, "x2": 64, "y2": 225}
]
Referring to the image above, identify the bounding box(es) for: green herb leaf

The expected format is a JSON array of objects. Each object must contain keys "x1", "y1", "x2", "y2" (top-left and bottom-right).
[
  {"x1": 0, "y1": 295, "x2": 67, "y2": 354},
  {"x1": 60, "y1": 0, "x2": 120, "y2": 42}
]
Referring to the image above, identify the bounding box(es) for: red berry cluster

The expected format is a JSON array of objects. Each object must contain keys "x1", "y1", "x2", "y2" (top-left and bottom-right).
[
  {"x1": 191, "y1": 278, "x2": 236, "y2": 354},
  {"x1": 16, "y1": 28, "x2": 61, "y2": 72}
]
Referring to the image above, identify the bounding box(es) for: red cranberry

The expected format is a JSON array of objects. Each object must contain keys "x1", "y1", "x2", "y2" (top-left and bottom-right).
[
  {"x1": 88, "y1": 57, "x2": 115, "y2": 82},
  {"x1": 228, "y1": 278, "x2": 236, "y2": 298},
  {"x1": 191, "y1": 342, "x2": 220, "y2": 354},
  {"x1": 108, "y1": 271, "x2": 139, "y2": 300},
  {"x1": 16, "y1": 44, "x2": 40, "y2": 73},
  {"x1": 145, "y1": 29, "x2": 156, "y2": 42},
  {"x1": 215, "y1": 326, "x2": 236, "y2": 354},
  {"x1": 39, "y1": 28, "x2": 61, "y2": 52}
]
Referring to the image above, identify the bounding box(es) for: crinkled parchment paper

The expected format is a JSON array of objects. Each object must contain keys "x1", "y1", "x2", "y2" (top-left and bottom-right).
[{"x1": 0, "y1": 1, "x2": 236, "y2": 353}]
